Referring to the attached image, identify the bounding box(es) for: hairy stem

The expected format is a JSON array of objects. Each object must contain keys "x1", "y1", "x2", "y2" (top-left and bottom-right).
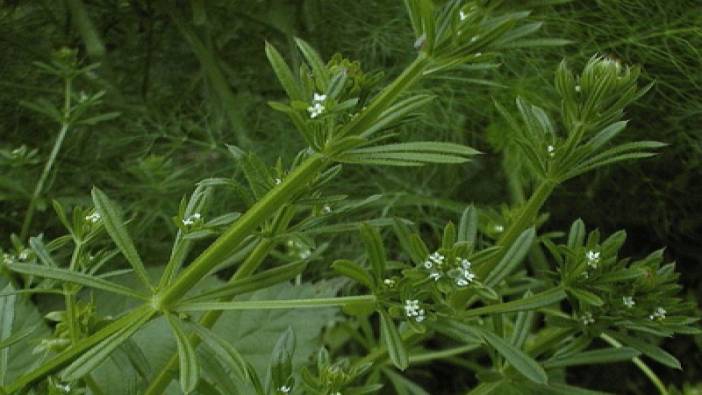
[
  {"x1": 158, "y1": 154, "x2": 326, "y2": 307},
  {"x1": 144, "y1": 238, "x2": 274, "y2": 395}
]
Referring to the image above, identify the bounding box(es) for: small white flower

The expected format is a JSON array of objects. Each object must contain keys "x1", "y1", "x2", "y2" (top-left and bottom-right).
[
  {"x1": 322, "y1": 205, "x2": 332, "y2": 214},
  {"x1": 649, "y1": 307, "x2": 667, "y2": 321},
  {"x1": 307, "y1": 102, "x2": 325, "y2": 118},
  {"x1": 404, "y1": 299, "x2": 426, "y2": 322},
  {"x1": 429, "y1": 271, "x2": 442, "y2": 281},
  {"x1": 547, "y1": 145, "x2": 555, "y2": 157},
  {"x1": 313, "y1": 93, "x2": 327, "y2": 102},
  {"x1": 429, "y1": 251, "x2": 445, "y2": 265},
  {"x1": 278, "y1": 385, "x2": 291, "y2": 394},
  {"x1": 18, "y1": 249, "x2": 30, "y2": 261},
  {"x1": 456, "y1": 278, "x2": 468, "y2": 287},
  {"x1": 622, "y1": 296, "x2": 635, "y2": 308},
  {"x1": 575, "y1": 85, "x2": 582, "y2": 93},
  {"x1": 460, "y1": 258, "x2": 472, "y2": 270},
  {"x1": 423, "y1": 260, "x2": 433, "y2": 269},
  {"x1": 2, "y1": 253, "x2": 15, "y2": 265},
  {"x1": 580, "y1": 312, "x2": 595, "y2": 326},
  {"x1": 182, "y1": 212, "x2": 202, "y2": 226},
  {"x1": 383, "y1": 278, "x2": 396, "y2": 287},
  {"x1": 470, "y1": 35, "x2": 479, "y2": 42},
  {"x1": 494, "y1": 224, "x2": 504, "y2": 233},
  {"x1": 299, "y1": 249, "x2": 312, "y2": 259},
  {"x1": 56, "y1": 383, "x2": 71, "y2": 393},
  {"x1": 85, "y1": 211, "x2": 101, "y2": 224},
  {"x1": 273, "y1": 177, "x2": 282, "y2": 185},
  {"x1": 459, "y1": 10, "x2": 467, "y2": 21},
  {"x1": 585, "y1": 250, "x2": 600, "y2": 268}
]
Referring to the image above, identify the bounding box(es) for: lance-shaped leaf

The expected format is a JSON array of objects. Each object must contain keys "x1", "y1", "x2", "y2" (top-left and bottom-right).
[
  {"x1": 62, "y1": 306, "x2": 154, "y2": 381},
  {"x1": 265, "y1": 42, "x2": 302, "y2": 101},
  {"x1": 464, "y1": 288, "x2": 566, "y2": 317},
  {"x1": 359, "y1": 223, "x2": 386, "y2": 280},
  {"x1": 484, "y1": 228, "x2": 535, "y2": 287},
  {"x1": 294, "y1": 38, "x2": 329, "y2": 89},
  {"x1": 472, "y1": 327, "x2": 548, "y2": 384},
  {"x1": 379, "y1": 309, "x2": 409, "y2": 370},
  {"x1": 176, "y1": 295, "x2": 376, "y2": 312},
  {"x1": 182, "y1": 261, "x2": 307, "y2": 303},
  {"x1": 91, "y1": 187, "x2": 152, "y2": 290},
  {"x1": 543, "y1": 347, "x2": 640, "y2": 369},
  {"x1": 609, "y1": 332, "x2": 681, "y2": 369},
  {"x1": 6, "y1": 263, "x2": 148, "y2": 301},
  {"x1": 337, "y1": 141, "x2": 480, "y2": 167},
  {"x1": 166, "y1": 314, "x2": 200, "y2": 393},
  {"x1": 332, "y1": 260, "x2": 374, "y2": 288},
  {"x1": 188, "y1": 323, "x2": 249, "y2": 379}
]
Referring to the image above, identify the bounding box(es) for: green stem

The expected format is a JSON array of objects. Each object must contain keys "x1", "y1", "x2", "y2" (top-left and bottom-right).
[
  {"x1": 20, "y1": 77, "x2": 72, "y2": 240},
  {"x1": 144, "y1": 238, "x2": 275, "y2": 395},
  {"x1": 65, "y1": 0, "x2": 106, "y2": 59},
  {"x1": 157, "y1": 154, "x2": 326, "y2": 307},
  {"x1": 496, "y1": 180, "x2": 555, "y2": 248},
  {"x1": 6, "y1": 304, "x2": 151, "y2": 393},
  {"x1": 600, "y1": 333, "x2": 669, "y2": 395},
  {"x1": 341, "y1": 53, "x2": 430, "y2": 138}
]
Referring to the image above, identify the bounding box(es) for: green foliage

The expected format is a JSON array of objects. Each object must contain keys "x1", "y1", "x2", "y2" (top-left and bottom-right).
[{"x1": 0, "y1": 0, "x2": 699, "y2": 394}]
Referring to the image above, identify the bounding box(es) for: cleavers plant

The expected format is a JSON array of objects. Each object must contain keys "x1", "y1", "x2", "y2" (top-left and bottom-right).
[{"x1": 0, "y1": 1, "x2": 697, "y2": 394}]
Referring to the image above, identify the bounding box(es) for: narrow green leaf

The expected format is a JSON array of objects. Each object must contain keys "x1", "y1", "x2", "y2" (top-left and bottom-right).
[
  {"x1": 458, "y1": 205, "x2": 479, "y2": 245},
  {"x1": 465, "y1": 288, "x2": 566, "y2": 317},
  {"x1": 0, "y1": 284, "x2": 15, "y2": 386},
  {"x1": 359, "y1": 223, "x2": 386, "y2": 280},
  {"x1": 6, "y1": 263, "x2": 148, "y2": 301},
  {"x1": 183, "y1": 261, "x2": 307, "y2": 303},
  {"x1": 91, "y1": 187, "x2": 152, "y2": 290},
  {"x1": 166, "y1": 314, "x2": 200, "y2": 393},
  {"x1": 294, "y1": 37, "x2": 329, "y2": 89},
  {"x1": 379, "y1": 309, "x2": 409, "y2": 370},
  {"x1": 62, "y1": 307, "x2": 154, "y2": 381},
  {"x1": 484, "y1": 228, "x2": 536, "y2": 287},
  {"x1": 544, "y1": 347, "x2": 640, "y2": 368},
  {"x1": 477, "y1": 328, "x2": 547, "y2": 384},
  {"x1": 566, "y1": 287, "x2": 604, "y2": 307},
  {"x1": 189, "y1": 323, "x2": 249, "y2": 379},
  {"x1": 567, "y1": 219, "x2": 586, "y2": 249},
  {"x1": 176, "y1": 295, "x2": 376, "y2": 312},
  {"x1": 610, "y1": 332, "x2": 681, "y2": 369},
  {"x1": 332, "y1": 259, "x2": 374, "y2": 288},
  {"x1": 265, "y1": 42, "x2": 302, "y2": 101}
]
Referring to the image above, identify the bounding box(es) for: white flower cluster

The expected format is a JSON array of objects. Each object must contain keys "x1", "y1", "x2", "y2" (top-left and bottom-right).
[
  {"x1": 455, "y1": 258, "x2": 476, "y2": 287},
  {"x1": 85, "y1": 211, "x2": 101, "y2": 224},
  {"x1": 585, "y1": 250, "x2": 600, "y2": 268},
  {"x1": 307, "y1": 92, "x2": 326, "y2": 118},
  {"x1": 580, "y1": 312, "x2": 595, "y2": 326},
  {"x1": 424, "y1": 251, "x2": 445, "y2": 281},
  {"x1": 649, "y1": 307, "x2": 667, "y2": 321},
  {"x1": 182, "y1": 212, "x2": 202, "y2": 226},
  {"x1": 622, "y1": 296, "x2": 635, "y2": 308},
  {"x1": 404, "y1": 299, "x2": 426, "y2": 323}
]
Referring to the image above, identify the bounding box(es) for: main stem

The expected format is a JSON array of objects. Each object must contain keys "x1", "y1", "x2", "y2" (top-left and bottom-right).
[
  {"x1": 157, "y1": 154, "x2": 326, "y2": 307},
  {"x1": 144, "y1": 238, "x2": 274, "y2": 395},
  {"x1": 20, "y1": 78, "x2": 72, "y2": 240}
]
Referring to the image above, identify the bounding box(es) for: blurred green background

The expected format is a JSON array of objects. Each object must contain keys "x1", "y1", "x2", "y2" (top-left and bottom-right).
[{"x1": 1, "y1": 1, "x2": 700, "y2": 393}]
